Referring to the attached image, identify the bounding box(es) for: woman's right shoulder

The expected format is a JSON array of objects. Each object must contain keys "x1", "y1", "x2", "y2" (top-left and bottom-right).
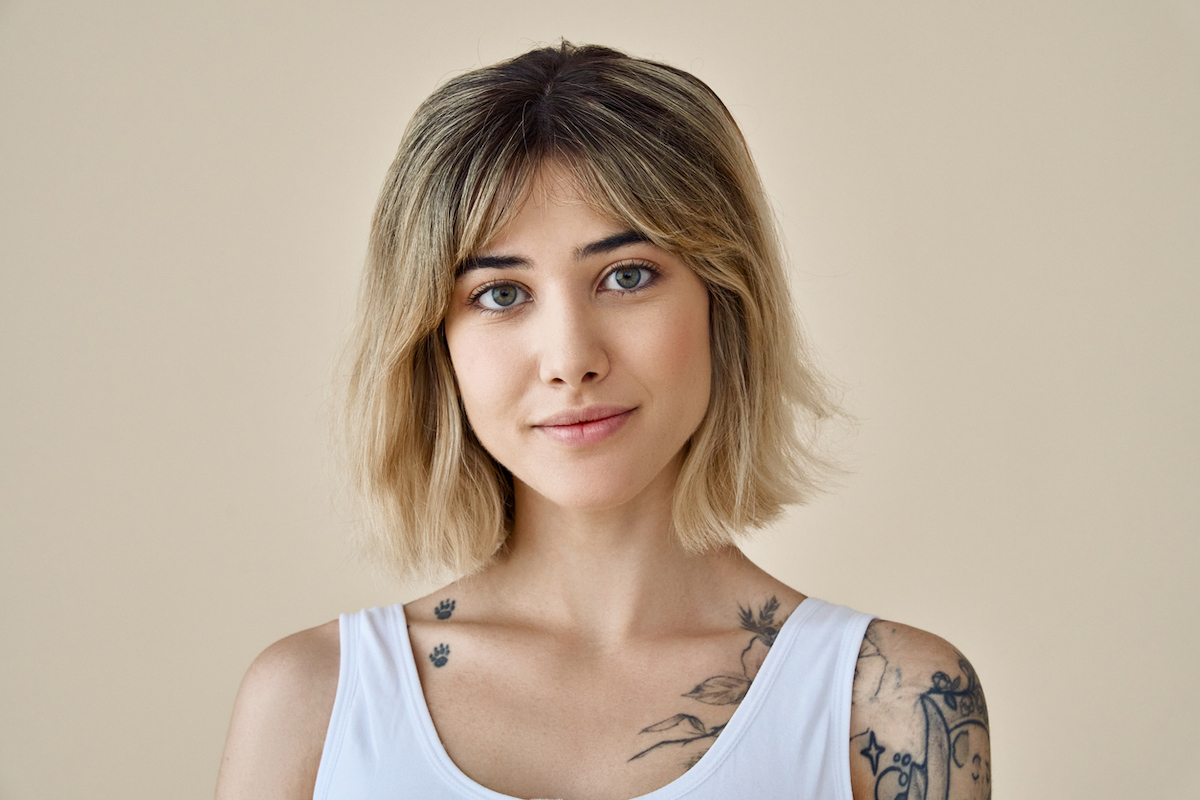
[{"x1": 214, "y1": 620, "x2": 341, "y2": 800}]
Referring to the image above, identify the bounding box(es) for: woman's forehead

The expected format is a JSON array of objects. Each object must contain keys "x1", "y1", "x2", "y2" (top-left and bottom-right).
[{"x1": 471, "y1": 160, "x2": 629, "y2": 258}]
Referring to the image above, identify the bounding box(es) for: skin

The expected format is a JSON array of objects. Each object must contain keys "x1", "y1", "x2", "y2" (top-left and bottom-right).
[{"x1": 214, "y1": 163, "x2": 990, "y2": 800}]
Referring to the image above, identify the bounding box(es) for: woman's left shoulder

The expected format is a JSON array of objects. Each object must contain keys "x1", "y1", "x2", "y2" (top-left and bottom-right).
[{"x1": 848, "y1": 619, "x2": 992, "y2": 800}]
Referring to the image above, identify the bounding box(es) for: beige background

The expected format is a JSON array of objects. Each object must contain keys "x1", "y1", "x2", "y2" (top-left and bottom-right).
[{"x1": 1, "y1": 1, "x2": 1197, "y2": 798}]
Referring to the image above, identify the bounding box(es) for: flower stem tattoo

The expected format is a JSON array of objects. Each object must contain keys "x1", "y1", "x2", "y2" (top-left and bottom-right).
[{"x1": 628, "y1": 597, "x2": 784, "y2": 765}]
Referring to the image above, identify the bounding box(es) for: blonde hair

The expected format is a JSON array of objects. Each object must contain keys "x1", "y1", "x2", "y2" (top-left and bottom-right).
[{"x1": 341, "y1": 42, "x2": 839, "y2": 580}]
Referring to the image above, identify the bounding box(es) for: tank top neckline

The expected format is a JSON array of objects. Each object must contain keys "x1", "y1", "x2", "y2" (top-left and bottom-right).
[{"x1": 387, "y1": 596, "x2": 826, "y2": 800}]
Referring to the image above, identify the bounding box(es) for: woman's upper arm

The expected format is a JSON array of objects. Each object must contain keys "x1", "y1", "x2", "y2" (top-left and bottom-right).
[
  {"x1": 848, "y1": 620, "x2": 991, "y2": 800},
  {"x1": 214, "y1": 620, "x2": 341, "y2": 800}
]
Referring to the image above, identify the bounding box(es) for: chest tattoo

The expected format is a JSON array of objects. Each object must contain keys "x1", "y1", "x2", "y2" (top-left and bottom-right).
[
  {"x1": 429, "y1": 643, "x2": 450, "y2": 667},
  {"x1": 628, "y1": 596, "x2": 784, "y2": 767}
]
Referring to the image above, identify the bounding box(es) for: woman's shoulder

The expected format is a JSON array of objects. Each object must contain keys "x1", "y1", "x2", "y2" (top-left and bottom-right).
[
  {"x1": 848, "y1": 619, "x2": 991, "y2": 800},
  {"x1": 214, "y1": 620, "x2": 340, "y2": 800},
  {"x1": 240, "y1": 620, "x2": 341, "y2": 705}
]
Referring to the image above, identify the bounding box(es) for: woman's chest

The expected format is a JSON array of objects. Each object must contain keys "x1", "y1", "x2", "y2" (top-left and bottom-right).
[{"x1": 408, "y1": 625, "x2": 763, "y2": 800}]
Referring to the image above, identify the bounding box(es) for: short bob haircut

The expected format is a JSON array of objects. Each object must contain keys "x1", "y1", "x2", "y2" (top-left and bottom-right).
[{"x1": 341, "y1": 42, "x2": 839, "y2": 581}]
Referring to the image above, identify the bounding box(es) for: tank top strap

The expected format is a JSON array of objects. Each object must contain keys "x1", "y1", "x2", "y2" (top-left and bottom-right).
[
  {"x1": 672, "y1": 598, "x2": 873, "y2": 800},
  {"x1": 314, "y1": 604, "x2": 463, "y2": 799},
  {"x1": 731, "y1": 598, "x2": 875, "y2": 800}
]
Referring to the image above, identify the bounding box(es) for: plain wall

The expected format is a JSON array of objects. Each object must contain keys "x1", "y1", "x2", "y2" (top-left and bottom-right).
[{"x1": 1, "y1": 1, "x2": 1197, "y2": 798}]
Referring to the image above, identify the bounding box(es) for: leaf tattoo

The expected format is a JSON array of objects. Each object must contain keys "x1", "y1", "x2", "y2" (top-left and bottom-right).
[
  {"x1": 683, "y1": 675, "x2": 752, "y2": 705},
  {"x1": 629, "y1": 597, "x2": 786, "y2": 765},
  {"x1": 640, "y1": 714, "x2": 709, "y2": 735}
]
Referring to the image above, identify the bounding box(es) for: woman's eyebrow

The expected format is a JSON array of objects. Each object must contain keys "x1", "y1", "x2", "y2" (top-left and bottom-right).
[
  {"x1": 456, "y1": 254, "x2": 529, "y2": 277},
  {"x1": 574, "y1": 229, "x2": 651, "y2": 260},
  {"x1": 456, "y1": 230, "x2": 650, "y2": 278}
]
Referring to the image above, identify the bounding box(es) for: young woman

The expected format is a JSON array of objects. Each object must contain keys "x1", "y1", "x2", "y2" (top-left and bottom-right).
[{"x1": 215, "y1": 42, "x2": 991, "y2": 800}]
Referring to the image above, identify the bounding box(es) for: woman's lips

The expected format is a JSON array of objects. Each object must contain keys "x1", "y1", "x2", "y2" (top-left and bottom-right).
[{"x1": 534, "y1": 408, "x2": 635, "y2": 445}]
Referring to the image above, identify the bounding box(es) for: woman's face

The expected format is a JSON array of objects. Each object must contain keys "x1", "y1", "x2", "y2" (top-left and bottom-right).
[{"x1": 443, "y1": 164, "x2": 712, "y2": 512}]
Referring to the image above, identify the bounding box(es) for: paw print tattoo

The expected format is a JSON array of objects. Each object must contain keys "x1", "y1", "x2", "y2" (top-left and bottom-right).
[
  {"x1": 434, "y1": 599, "x2": 456, "y2": 620},
  {"x1": 429, "y1": 643, "x2": 450, "y2": 668}
]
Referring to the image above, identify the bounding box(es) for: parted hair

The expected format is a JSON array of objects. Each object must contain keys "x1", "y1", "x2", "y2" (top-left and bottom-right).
[{"x1": 341, "y1": 41, "x2": 839, "y2": 581}]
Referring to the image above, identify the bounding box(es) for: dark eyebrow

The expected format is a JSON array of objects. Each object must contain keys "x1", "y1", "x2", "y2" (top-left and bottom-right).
[
  {"x1": 574, "y1": 229, "x2": 652, "y2": 260},
  {"x1": 455, "y1": 254, "x2": 530, "y2": 277},
  {"x1": 455, "y1": 229, "x2": 651, "y2": 278}
]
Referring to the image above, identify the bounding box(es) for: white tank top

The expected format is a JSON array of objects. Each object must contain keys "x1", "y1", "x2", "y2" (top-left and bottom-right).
[{"x1": 314, "y1": 597, "x2": 873, "y2": 800}]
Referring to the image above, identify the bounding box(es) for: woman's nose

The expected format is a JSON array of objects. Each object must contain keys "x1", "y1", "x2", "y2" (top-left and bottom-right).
[{"x1": 536, "y1": 298, "x2": 610, "y2": 388}]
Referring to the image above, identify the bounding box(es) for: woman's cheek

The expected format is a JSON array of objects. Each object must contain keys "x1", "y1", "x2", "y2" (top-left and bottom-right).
[
  {"x1": 451, "y1": 327, "x2": 523, "y2": 438},
  {"x1": 653, "y1": 302, "x2": 710, "y2": 383}
]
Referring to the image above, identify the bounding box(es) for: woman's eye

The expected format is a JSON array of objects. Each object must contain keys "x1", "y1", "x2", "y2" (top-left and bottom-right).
[
  {"x1": 604, "y1": 265, "x2": 652, "y2": 291},
  {"x1": 476, "y1": 284, "x2": 527, "y2": 310}
]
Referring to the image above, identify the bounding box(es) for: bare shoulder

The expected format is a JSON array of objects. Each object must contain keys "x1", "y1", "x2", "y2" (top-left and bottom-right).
[
  {"x1": 849, "y1": 620, "x2": 991, "y2": 800},
  {"x1": 214, "y1": 620, "x2": 341, "y2": 800}
]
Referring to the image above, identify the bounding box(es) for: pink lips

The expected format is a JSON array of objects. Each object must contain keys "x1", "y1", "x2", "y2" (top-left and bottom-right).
[{"x1": 534, "y1": 406, "x2": 635, "y2": 445}]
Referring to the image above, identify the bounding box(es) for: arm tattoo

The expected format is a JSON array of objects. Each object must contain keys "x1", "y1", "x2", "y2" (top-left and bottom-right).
[
  {"x1": 855, "y1": 626, "x2": 892, "y2": 700},
  {"x1": 852, "y1": 649, "x2": 991, "y2": 800},
  {"x1": 628, "y1": 597, "x2": 784, "y2": 768}
]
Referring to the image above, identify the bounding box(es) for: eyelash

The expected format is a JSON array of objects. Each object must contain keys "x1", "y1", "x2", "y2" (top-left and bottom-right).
[{"x1": 465, "y1": 261, "x2": 662, "y2": 315}]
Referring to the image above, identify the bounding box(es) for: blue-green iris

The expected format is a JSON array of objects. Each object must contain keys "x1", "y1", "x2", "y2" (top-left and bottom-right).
[
  {"x1": 614, "y1": 267, "x2": 642, "y2": 289},
  {"x1": 490, "y1": 286, "x2": 518, "y2": 306}
]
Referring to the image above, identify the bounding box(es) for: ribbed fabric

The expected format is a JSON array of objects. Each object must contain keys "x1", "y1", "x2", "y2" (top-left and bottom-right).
[{"x1": 314, "y1": 597, "x2": 873, "y2": 800}]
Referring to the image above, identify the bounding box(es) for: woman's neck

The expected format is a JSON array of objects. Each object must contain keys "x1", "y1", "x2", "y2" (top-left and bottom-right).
[{"x1": 458, "y1": 471, "x2": 763, "y2": 649}]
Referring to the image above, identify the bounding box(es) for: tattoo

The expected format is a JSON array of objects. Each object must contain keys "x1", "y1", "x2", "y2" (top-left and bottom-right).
[
  {"x1": 852, "y1": 645, "x2": 991, "y2": 800},
  {"x1": 860, "y1": 729, "x2": 885, "y2": 773},
  {"x1": 929, "y1": 659, "x2": 987, "y2": 718},
  {"x1": 434, "y1": 599, "x2": 456, "y2": 620},
  {"x1": 428, "y1": 643, "x2": 450, "y2": 667},
  {"x1": 628, "y1": 597, "x2": 784, "y2": 767},
  {"x1": 855, "y1": 626, "x2": 892, "y2": 700}
]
